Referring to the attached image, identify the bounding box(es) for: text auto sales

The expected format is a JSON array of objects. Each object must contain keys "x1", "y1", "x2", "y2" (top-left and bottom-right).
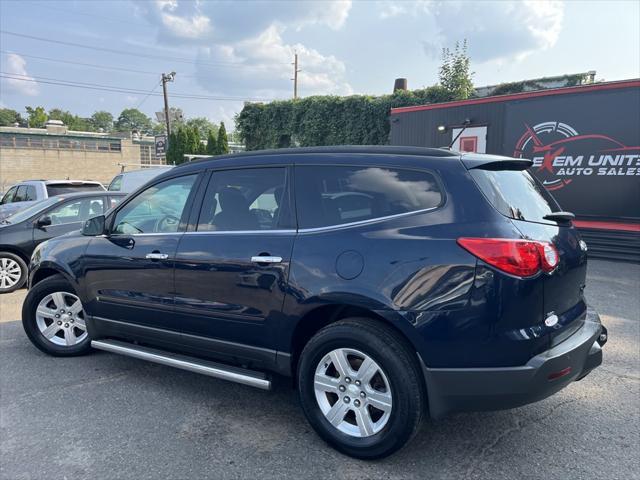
[{"x1": 532, "y1": 154, "x2": 640, "y2": 176}]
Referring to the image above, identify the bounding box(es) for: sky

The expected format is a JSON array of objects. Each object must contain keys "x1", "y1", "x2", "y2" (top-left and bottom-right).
[{"x1": 0, "y1": 0, "x2": 638, "y2": 130}]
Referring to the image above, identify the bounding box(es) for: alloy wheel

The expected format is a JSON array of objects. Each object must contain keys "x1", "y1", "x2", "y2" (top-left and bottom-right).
[
  {"x1": 314, "y1": 348, "x2": 393, "y2": 438},
  {"x1": 35, "y1": 292, "x2": 87, "y2": 347},
  {"x1": 0, "y1": 257, "x2": 22, "y2": 290}
]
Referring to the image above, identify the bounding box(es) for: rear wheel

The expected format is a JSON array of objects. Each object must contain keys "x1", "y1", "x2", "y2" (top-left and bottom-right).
[
  {"x1": 22, "y1": 275, "x2": 92, "y2": 356},
  {"x1": 0, "y1": 252, "x2": 27, "y2": 293},
  {"x1": 297, "y1": 318, "x2": 425, "y2": 459}
]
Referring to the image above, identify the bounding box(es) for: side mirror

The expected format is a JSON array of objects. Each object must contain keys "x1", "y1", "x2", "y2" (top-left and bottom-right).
[
  {"x1": 82, "y1": 215, "x2": 106, "y2": 236},
  {"x1": 36, "y1": 215, "x2": 52, "y2": 228}
]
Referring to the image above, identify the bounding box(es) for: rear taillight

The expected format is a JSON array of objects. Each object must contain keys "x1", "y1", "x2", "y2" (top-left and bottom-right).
[{"x1": 457, "y1": 238, "x2": 559, "y2": 278}]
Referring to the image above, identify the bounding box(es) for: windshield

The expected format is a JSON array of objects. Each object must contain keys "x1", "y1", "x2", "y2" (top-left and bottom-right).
[
  {"x1": 469, "y1": 168, "x2": 561, "y2": 224},
  {"x1": 1, "y1": 197, "x2": 63, "y2": 224}
]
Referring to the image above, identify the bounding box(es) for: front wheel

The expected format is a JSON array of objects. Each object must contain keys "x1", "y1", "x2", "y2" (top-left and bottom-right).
[
  {"x1": 297, "y1": 318, "x2": 426, "y2": 459},
  {"x1": 0, "y1": 252, "x2": 27, "y2": 293},
  {"x1": 22, "y1": 275, "x2": 92, "y2": 356}
]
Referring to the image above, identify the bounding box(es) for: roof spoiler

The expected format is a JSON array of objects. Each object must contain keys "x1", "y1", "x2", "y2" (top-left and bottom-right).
[{"x1": 461, "y1": 154, "x2": 533, "y2": 171}]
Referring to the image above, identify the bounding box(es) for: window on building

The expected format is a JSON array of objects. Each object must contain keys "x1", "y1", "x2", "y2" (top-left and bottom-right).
[
  {"x1": 0, "y1": 135, "x2": 14, "y2": 147},
  {"x1": 14, "y1": 136, "x2": 29, "y2": 147},
  {"x1": 140, "y1": 145, "x2": 151, "y2": 165}
]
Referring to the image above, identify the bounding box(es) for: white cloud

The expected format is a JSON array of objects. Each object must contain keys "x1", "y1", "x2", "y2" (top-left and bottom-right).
[
  {"x1": 378, "y1": 0, "x2": 431, "y2": 19},
  {"x1": 2, "y1": 53, "x2": 39, "y2": 96},
  {"x1": 379, "y1": 0, "x2": 564, "y2": 63},
  {"x1": 143, "y1": 0, "x2": 352, "y2": 43},
  {"x1": 138, "y1": 0, "x2": 353, "y2": 98},
  {"x1": 194, "y1": 25, "x2": 352, "y2": 98},
  {"x1": 152, "y1": 0, "x2": 212, "y2": 40}
]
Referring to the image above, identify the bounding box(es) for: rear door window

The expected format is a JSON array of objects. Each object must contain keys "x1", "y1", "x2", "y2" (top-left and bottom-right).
[
  {"x1": 46, "y1": 183, "x2": 103, "y2": 196},
  {"x1": 24, "y1": 185, "x2": 37, "y2": 201},
  {"x1": 295, "y1": 165, "x2": 443, "y2": 229},
  {"x1": 13, "y1": 186, "x2": 28, "y2": 202},
  {"x1": 197, "y1": 168, "x2": 292, "y2": 232},
  {"x1": 47, "y1": 198, "x2": 104, "y2": 225},
  {"x1": 469, "y1": 169, "x2": 560, "y2": 224},
  {"x1": 108, "y1": 196, "x2": 125, "y2": 209}
]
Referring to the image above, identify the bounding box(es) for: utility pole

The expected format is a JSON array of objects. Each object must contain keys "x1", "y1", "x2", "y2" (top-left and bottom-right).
[
  {"x1": 161, "y1": 72, "x2": 176, "y2": 135},
  {"x1": 292, "y1": 52, "x2": 300, "y2": 99}
]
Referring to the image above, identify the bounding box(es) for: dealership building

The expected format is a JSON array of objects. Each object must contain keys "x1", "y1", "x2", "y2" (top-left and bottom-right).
[
  {"x1": 0, "y1": 121, "x2": 165, "y2": 190},
  {"x1": 390, "y1": 79, "x2": 640, "y2": 261}
]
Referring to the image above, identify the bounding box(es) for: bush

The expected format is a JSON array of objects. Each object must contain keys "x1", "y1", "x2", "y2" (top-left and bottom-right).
[{"x1": 235, "y1": 85, "x2": 454, "y2": 151}]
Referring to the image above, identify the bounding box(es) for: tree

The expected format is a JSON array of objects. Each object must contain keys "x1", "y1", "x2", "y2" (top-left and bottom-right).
[
  {"x1": 205, "y1": 129, "x2": 217, "y2": 155},
  {"x1": 439, "y1": 39, "x2": 474, "y2": 100},
  {"x1": 90, "y1": 111, "x2": 114, "y2": 132},
  {"x1": 48, "y1": 108, "x2": 92, "y2": 131},
  {"x1": 185, "y1": 117, "x2": 217, "y2": 139},
  {"x1": 216, "y1": 122, "x2": 229, "y2": 155},
  {"x1": 185, "y1": 126, "x2": 200, "y2": 154},
  {"x1": 114, "y1": 108, "x2": 153, "y2": 133},
  {"x1": 25, "y1": 106, "x2": 48, "y2": 128},
  {"x1": 166, "y1": 130, "x2": 178, "y2": 165},
  {"x1": 175, "y1": 127, "x2": 189, "y2": 164},
  {"x1": 0, "y1": 108, "x2": 22, "y2": 126}
]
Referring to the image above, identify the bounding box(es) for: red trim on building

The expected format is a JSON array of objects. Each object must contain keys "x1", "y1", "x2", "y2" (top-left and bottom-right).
[
  {"x1": 390, "y1": 79, "x2": 640, "y2": 115},
  {"x1": 573, "y1": 220, "x2": 640, "y2": 233}
]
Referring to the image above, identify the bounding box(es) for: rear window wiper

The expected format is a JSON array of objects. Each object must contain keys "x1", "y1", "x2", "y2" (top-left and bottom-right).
[{"x1": 543, "y1": 211, "x2": 575, "y2": 223}]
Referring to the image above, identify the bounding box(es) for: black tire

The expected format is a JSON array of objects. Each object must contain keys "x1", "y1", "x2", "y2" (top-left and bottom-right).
[
  {"x1": 298, "y1": 318, "x2": 425, "y2": 459},
  {"x1": 0, "y1": 252, "x2": 28, "y2": 294},
  {"x1": 22, "y1": 275, "x2": 92, "y2": 356}
]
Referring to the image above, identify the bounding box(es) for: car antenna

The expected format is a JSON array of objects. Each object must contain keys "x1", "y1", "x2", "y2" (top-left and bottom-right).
[{"x1": 448, "y1": 118, "x2": 472, "y2": 149}]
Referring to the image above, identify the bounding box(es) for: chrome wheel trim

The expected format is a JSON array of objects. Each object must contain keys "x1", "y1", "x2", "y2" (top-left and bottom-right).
[
  {"x1": 314, "y1": 348, "x2": 392, "y2": 438},
  {"x1": 35, "y1": 292, "x2": 87, "y2": 347},
  {"x1": 0, "y1": 257, "x2": 22, "y2": 290}
]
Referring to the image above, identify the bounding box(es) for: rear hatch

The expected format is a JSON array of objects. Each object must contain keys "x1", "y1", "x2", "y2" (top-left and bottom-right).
[{"x1": 466, "y1": 156, "x2": 588, "y2": 345}]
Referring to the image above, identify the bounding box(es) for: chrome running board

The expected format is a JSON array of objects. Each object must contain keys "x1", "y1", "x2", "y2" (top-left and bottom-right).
[{"x1": 91, "y1": 339, "x2": 271, "y2": 390}]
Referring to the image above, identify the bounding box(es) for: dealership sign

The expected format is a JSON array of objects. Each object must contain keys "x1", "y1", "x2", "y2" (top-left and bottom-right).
[
  {"x1": 504, "y1": 87, "x2": 640, "y2": 219},
  {"x1": 513, "y1": 121, "x2": 640, "y2": 191}
]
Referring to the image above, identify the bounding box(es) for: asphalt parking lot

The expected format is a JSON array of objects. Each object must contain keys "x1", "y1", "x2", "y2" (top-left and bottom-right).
[{"x1": 1, "y1": 259, "x2": 638, "y2": 480}]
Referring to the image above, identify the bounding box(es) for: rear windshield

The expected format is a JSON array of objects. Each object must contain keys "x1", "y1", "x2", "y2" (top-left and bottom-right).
[
  {"x1": 47, "y1": 184, "x2": 103, "y2": 196},
  {"x1": 469, "y1": 169, "x2": 560, "y2": 224}
]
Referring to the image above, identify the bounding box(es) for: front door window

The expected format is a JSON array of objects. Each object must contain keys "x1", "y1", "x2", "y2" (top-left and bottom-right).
[{"x1": 113, "y1": 175, "x2": 197, "y2": 234}]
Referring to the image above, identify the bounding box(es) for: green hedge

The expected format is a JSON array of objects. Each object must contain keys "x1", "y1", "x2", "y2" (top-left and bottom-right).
[{"x1": 235, "y1": 85, "x2": 456, "y2": 151}]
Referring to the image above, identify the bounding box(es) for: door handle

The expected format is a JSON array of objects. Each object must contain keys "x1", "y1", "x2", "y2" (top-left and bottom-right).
[
  {"x1": 251, "y1": 255, "x2": 283, "y2": 264},
  {"x1": 146, "y1": 252, "x2": 169, "y2": 260}
]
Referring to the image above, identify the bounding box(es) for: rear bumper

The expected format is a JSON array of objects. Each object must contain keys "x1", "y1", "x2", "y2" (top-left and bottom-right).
[{"x1": 423, "y1": 308, "x2": 605, "y2": 419}]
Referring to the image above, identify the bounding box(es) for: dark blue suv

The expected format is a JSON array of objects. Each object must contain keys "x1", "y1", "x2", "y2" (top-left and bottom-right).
[{"x1": 22, "y1": 146, "x2": 606, "y2": 458}]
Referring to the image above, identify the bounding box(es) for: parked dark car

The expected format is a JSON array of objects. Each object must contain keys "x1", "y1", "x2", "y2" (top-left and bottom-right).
[
  {"x1": 21, "y1": 146, "x2": 606, "y2": 458},
  {"x1": 0, "y1": 191, "x2": 126, "y2": 293}
]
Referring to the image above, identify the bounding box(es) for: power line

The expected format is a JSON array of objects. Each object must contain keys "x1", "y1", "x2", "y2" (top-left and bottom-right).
[
  {"x1": 0, "y1": 72, "x2": 274, "y2": 102},
  {"x1": 0, "y1": 50, "x2": 170, "y2": 77},
  {"x1": 0, "y1": 30, "x2": 289, "y2": 69},
  {"x1": 136, "y1": 79, "x2": 162, "y2": 108}
]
